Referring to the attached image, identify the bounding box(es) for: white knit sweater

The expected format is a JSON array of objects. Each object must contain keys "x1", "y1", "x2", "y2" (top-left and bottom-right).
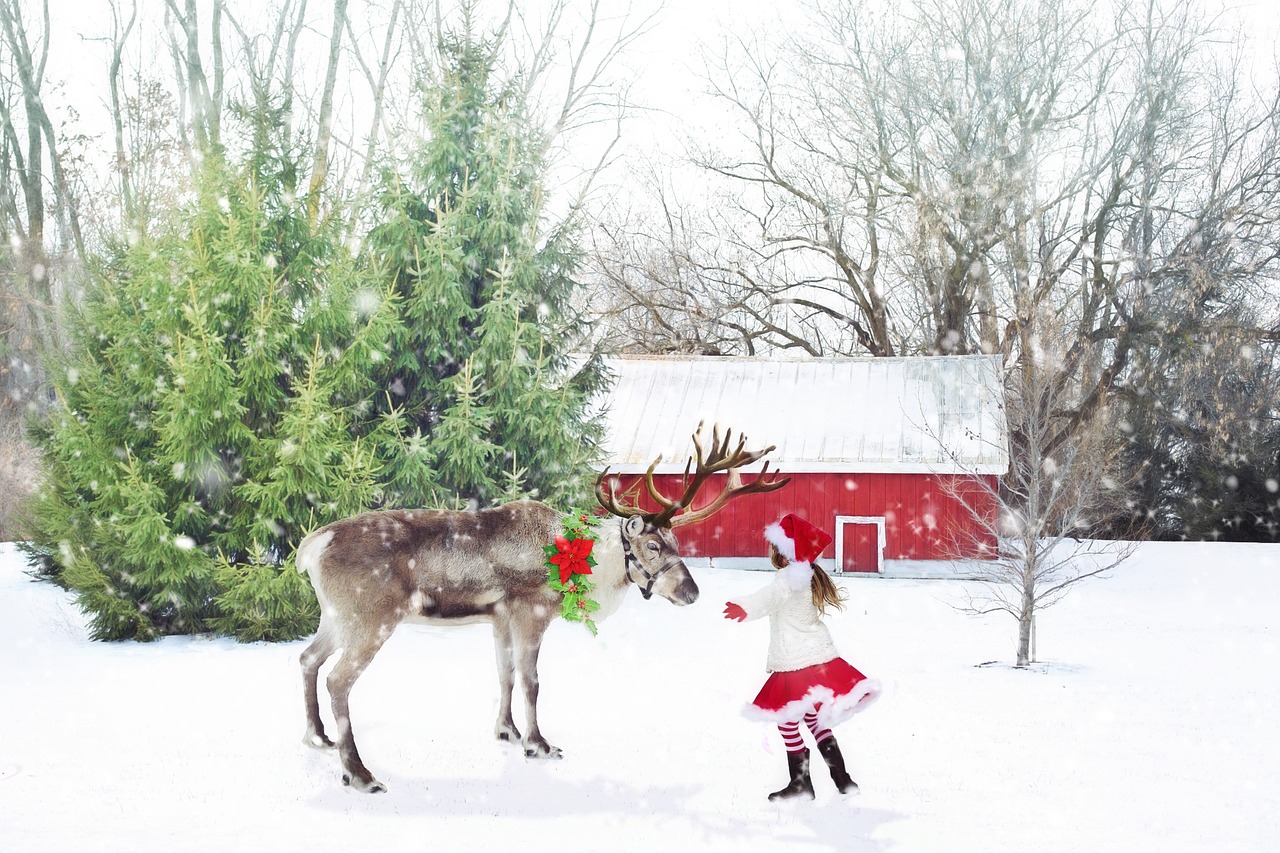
[{"x1": 733, "y1": 562, "x2": 839, "y2": 673}]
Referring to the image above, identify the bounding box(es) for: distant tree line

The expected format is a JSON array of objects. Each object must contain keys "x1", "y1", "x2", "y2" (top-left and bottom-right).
[
  {"x1": 588, "y1": 0, "x2": 1280, "y2": 544},
  {"x1": 1, "y1": 0, "x2": 1276, "y2": 645}
]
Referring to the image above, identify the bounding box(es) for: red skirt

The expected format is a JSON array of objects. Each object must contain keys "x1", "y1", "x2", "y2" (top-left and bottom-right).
[{"x1": 744, "y1": 657, "x2": 880, "y2": 729}]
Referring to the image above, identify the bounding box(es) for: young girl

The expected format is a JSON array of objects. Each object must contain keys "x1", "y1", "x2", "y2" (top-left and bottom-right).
[{"x1": 723, "y1": 513, "x2": 880, "y2": 801}]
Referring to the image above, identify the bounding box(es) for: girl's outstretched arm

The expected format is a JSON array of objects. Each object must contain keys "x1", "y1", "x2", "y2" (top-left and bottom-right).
[{"x1": 723, "y1": 573, "x2": 787, "y2": 623}]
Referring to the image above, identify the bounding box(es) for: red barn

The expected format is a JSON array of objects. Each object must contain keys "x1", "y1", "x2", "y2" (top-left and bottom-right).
[{"x1": 598, "y1": 355, "x2": 1009, "y2": 574}]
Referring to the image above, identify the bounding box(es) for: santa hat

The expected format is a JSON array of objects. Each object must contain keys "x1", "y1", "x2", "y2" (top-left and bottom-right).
[{"x1": 763, "y1": 514, "x2": 832, "y2": 566}]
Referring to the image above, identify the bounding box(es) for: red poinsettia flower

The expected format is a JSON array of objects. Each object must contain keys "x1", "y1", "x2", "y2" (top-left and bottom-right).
[{"x1": 550, "y1": 535, "x2": 594, "y2": 584}]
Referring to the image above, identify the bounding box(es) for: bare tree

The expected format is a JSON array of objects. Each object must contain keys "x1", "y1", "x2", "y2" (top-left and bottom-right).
[
  {"x1": 694, "y1": 31, "x2": 899, "y2": 356},
  {"x1": 162, "y1": 0, "x2": 224, "y2": 158},
  {"x1": 70, "y1": 0, "x2": 191, "y2": 246},
  {"x1": 513, "y1": 0, "x2": 656, "y2": 211},
  {"x1": 346, "y1": 0, "x2": 404, "y2": 198},
  {"x1": 395, "y1": 0, "x2": 654, "y2": 220},
  {"x1": 105, "y1": 0, "x2": 139, "y2": 227},
  {"x1": 943, "y1": 341, "x2": 1136, "y2": 668},
  {"x1": 586, "y1": 167, "x2": 795, "y2": 355},
  {"x1": 0, "y1": 0, "x2": 84, "y2": 260},
  {"x1": 304, "y1": 0, "x2": 348, "y2": 225},
  {"x1": 607, "y1": 2, "x2": 1280, "y2": 355},
  {"x1": 0, "y1": 0, "x2": 88, "y2": 416},
  {"x1": 222, "y1": 0, "x2": 310, "y2": 152}
]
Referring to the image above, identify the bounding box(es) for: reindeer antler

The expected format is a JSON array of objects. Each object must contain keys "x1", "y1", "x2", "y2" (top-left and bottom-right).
[
  {"x1": 661, "y1": 422, "x2": 790, "y2": 527},
  {"x1": 594, "y1": 465, "x2": 651, "y2": 519},
  {"x1": 594, "y1": 421, "x2": 790, "y2": 528}
]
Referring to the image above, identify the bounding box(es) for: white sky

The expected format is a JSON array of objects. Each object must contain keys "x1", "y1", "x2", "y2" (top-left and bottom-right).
[
  {"x1": 30, "y1": 0, "x2": 1280, "y2": 221},
  {"x1": 20, "y1": 0, "x2": 1280, "y2": 353}
]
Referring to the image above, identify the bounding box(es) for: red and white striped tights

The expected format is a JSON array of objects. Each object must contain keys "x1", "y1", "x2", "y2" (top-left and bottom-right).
[{"x1": 777, "y1": 712, "x2": 832, "y2": 753}]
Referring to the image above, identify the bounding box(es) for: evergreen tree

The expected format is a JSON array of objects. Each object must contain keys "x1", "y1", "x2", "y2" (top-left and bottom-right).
[
  {"x1": 364, "y1": 12, "x2": 607, "y2": 511},
  {"x1": 26, "y1": 124, "x2": 395, "y2": 641},
  {"x1": 24, "y1": 15, "x2": 611, "y2": 642},
  {"x1": 1107, "y1": 312, "x2": 1280, "y2": 542}
]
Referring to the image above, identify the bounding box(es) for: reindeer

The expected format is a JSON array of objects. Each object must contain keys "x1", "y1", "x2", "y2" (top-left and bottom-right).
[{"x1": 296, "y1": 423, "x2": 788, "y2": 792}]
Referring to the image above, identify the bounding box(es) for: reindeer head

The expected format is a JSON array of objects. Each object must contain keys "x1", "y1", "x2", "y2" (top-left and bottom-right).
[{"x1": 595, "y1": 422, "x2": 790, "y2": 604}]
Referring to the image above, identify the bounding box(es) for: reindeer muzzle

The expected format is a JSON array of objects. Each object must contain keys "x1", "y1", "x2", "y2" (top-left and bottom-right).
[{"x1": 621, "y1": 537, "x2": 687, "y2": 601}]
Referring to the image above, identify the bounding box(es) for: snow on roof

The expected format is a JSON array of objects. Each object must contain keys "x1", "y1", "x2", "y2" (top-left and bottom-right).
[{"x1": 599, "y1": 354, "x2": 1009, "y2": 475}]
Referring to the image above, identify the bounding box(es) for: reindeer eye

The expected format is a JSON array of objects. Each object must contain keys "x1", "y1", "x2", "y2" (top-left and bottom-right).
[{"x1": 646, "y1": 541, "x2": 660, "y2": 552}]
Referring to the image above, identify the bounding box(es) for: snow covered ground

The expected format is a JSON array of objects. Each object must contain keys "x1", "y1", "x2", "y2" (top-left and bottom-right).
[{"x1": 2, "y1": 539, "x2": 1277, "y2": 852}]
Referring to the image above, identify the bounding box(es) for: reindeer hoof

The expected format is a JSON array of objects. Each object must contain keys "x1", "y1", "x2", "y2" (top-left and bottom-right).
[
  {"x1": 524, "y1": 744, "x2": 563, "y2": 760},
  {"x1": 304, "y1": 732, "x2": 335, "y2": 749},
  {"x1": 342, "y1": 772, "x2": 387, "y2": 793}
]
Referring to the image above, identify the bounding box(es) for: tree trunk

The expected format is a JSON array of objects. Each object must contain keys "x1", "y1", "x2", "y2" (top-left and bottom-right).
[
  {"x1": 164, "y1": 0, "x2": 223, "y2": 158},
  {"x1": 107, "y1": 0, "x2": 139, "y2": 227},
  {"x1": 306, "y1": 0, "x2": 349, "y2": 227},
  {"x1": 352, "y1": 0, "x2": 402, "y2": 200},
  {"x1": 0, "y1": 0, "x2": 78, "y2": 409},
  {"x1": 1016, "y1": 568, "x2": 1034, "y2": 667}
]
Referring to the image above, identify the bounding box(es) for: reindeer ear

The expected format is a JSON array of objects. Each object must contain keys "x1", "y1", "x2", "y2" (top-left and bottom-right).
[{"x1": 623, "y1": 515, "x2": 646, "y2": 538}]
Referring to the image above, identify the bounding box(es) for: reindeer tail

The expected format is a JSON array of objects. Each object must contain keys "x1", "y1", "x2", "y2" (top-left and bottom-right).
[{"x1": 295, "y1": 528, "x2": 334, "y2": 577}]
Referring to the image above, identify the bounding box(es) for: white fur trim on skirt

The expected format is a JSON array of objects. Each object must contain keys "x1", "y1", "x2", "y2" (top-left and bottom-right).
[{"x1": 742, "y1": 679, "x2": 881, "y2": 730}]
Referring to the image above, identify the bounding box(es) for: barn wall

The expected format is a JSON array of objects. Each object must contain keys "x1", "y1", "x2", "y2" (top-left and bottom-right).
[{"x1": 611, "y1": 472, "x2": 998, "y2": 564}]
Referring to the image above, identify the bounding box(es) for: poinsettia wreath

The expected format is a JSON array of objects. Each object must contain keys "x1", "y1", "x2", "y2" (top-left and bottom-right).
[{"x1": 545, "y1": 509, "x2": 601, "y2": 635}]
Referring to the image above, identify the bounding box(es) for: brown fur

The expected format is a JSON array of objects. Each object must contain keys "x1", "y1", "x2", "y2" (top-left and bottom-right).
[{"x1": 296, "y1": 500, "x2": 699, "y2": 793}]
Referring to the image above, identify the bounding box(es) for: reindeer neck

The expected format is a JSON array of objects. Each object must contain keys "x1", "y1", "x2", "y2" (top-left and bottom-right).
[{"x1": 587, "y1": 516, "x2": 632, "y2": 622}]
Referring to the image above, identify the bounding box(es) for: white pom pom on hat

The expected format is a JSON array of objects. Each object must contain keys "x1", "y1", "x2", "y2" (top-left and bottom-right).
[{"x1": 763, "y1": 513, "x2": 833, "y2": 565}]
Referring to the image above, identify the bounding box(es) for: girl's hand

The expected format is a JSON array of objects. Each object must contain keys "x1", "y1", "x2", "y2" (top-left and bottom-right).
[{"x1": 723, "y1": 602, "x2": 747, "y2": 622}]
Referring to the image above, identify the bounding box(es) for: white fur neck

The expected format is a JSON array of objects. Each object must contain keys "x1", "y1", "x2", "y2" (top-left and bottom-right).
[{"x1": 586, "y1": 516, "x2": 633, "y2": 622}]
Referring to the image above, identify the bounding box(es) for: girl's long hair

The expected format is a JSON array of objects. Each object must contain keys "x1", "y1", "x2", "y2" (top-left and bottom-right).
[
  {"x1": 771, "y1": 546, "x2": 846, "y2": 614},
  {"x1": 810, "y1": 564, "x2": 846, "y2": 615}
]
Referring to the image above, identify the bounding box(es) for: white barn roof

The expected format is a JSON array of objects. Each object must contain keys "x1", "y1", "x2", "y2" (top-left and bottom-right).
[{"x1": 599, "y1": 355, "x2": 1009, "y2": 475}]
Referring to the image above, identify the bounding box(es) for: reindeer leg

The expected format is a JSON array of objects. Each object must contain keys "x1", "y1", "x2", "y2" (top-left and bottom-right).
[
  {"x1": 492, "y1": 617, "x2": 521, "y2": 744},
  {"x1": 300, "y1": 625, "x2": 339, "y2": 749},
  {"x1": 326, "y1": 634, "x2": 391, "y2": 793},
  {"x1": 514, "y1": 616, "x2": 561, "y2": 759}
]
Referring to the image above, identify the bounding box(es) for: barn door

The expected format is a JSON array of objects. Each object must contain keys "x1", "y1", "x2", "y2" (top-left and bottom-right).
[{"x1": 835, "y1": 516, "x2": 885, "y2": 574}]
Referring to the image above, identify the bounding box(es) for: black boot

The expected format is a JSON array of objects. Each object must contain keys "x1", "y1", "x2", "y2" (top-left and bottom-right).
[
  {"x1": 817, "y1": 737, "x2": 859, "y2": 794},
  {"x1": 768, "y1": 749, "x2": 815, "y2": 801}
]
